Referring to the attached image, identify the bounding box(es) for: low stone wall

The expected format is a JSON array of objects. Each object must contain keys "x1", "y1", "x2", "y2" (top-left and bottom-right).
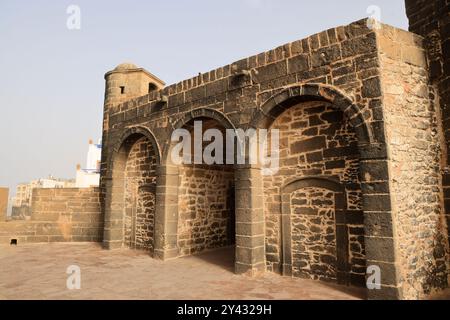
[
  {"x1": 0, "y1": 187, "x2": 8, "y2": 221},
  {"x1": 10, "y1": 205, "x2": 31, "y2": 220},
  {"x1": 0, "y1": 188, "x2": 102, "y2": 245}
]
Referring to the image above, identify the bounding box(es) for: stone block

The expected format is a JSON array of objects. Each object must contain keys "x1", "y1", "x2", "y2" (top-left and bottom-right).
[
  {"x1": 363, "y1": 194, "x2": 391, "y2": 211},
  {"x1": 364, "y1": 212, "x2": 393, "y2": 237},
  {"x1": 287, "y1": 54, "x2": 309, "y2": 74},
  {"x1": 290, "y1": 136, "x2": 326, "y2": 154},
  {"x1": 311, "y1": 45, "x2": 341, "y2": 68},
  {"x1": 205, "y1": 79, "x2": 228, "y2": 97},
  {"x1": 366, "y1": 260, "x2": 399, "y2": 286},
  {"x1": 362, "y1": 77, "x2": 382, "y2": 98},
  {"x1": 235, "y1": 261, "x2": 266, "y2": 275},
  {"x1": 364, "y1": 236, "x2": 396, "y2": 262},
  {"x1": 361, "y1": 181, "x2": 390, "y2": 194},
  {"x1": 235, "y1": 245, "x2": 265, "y2": 265},
  {"x1": 236, "y1": 234, "x2": 265, "y2": 247},
  {"x1": 236, "y1": 222, "x2": 265, "y2": 236},
  {"x1": 401, "y1": 46, "x2": 427, "y2": 67},
  {"x1": 341, "y1": 33, "x2": 377, "y2": 58},
  {"x1": 360, "y1": 160, "x2": 389, "y2": 182},
  {"x1": 255, "y1": 60, "x2": 287, "y2": 83}
]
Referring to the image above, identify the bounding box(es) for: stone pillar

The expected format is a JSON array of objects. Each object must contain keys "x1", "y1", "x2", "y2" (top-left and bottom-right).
[
  {"x1": 374, "y1": 23, "x2": 449, "y2": 298},
  {"x1": 359, "y1": 155, "x2": 401, "y2": 300},
  {"x1": 154, "y1": 165, "x2": 179, "y2": 260},
  {"x1": 102, "y1": 176, "x2": 124, "y2": 249},
  {"x1": 406, "y1": 0, "x2": 450, "y2": 250},
  {"x1": 234, "y1": 164, "x2": 266, "y2": 275}
]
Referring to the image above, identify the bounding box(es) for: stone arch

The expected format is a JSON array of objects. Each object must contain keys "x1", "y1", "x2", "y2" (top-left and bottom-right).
[
  {"x1": 111, "y1": 126, "x2": 161, "y2": 165},
  {"x1": 163, "y1": 107, "x2": 236, "y2": 165},
  {"x1": 280, "y1": 177, "x2": 349, "y2": 284},
  {"x1": 172, "y1": 107, "x2": 236, "y2": 131},
  {"x1": 156, "y1": 107, "x2": 237, "y2": 261},
  {"x1": 283, "y1": 176, "x2": 343, "y2": 193},
  {"x1": 249, "y1": 82, "x2": 395, "y2": 297},
  {"x1": 249, "y1": 83, "x2": 373, "y2": 145},
  {"x1": 103, "y1": 125, "x2": 161, "y2": 252}
]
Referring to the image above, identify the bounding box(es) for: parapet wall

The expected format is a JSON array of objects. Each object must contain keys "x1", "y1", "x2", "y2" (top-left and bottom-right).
[{"x1": 0, "y1": 188, "x2": 102, "y2": 245}]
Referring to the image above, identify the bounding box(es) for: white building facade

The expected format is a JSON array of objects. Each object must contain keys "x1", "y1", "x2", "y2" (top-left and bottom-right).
[{"x1": 75, "y1": 139, "x2": 102, "y2": 188}]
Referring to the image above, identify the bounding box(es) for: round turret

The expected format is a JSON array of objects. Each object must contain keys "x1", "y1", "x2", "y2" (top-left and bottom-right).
[{"x1": 103, "y1": 62, "x2": 165, "y2": 107}]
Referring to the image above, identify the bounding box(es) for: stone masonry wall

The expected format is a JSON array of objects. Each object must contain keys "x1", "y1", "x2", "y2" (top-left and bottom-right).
[
  {"x1": 178, "y1": 165, "x2": 234, "y2": 256},
  {"x1": 124, "y1": 136, "x2": 157, "y2": 252},
  {"x1": 263, "y1": 101, "x2": 365, "y2": 285},
  {"x1": 0, "y1": 187, "x2": 102, "y2": 244},
  {"x1": 290, "y1": 187, "x2": 337, "y2": 281},
  {"x1": 378, "y1": 24, "x2": 449, "y2": 298},
  {"x1": 102, "y1": 19, "x2": 385, "y2": 147},
  {"x1": 0, "y1": 188, "x2": 8, "y2": 221},
  {"x1": 100, "y1": 18, "x2": 450, "y2": 298},
  {"x1": 406, "y1": 0, "x2": 450, "y2": 273}
]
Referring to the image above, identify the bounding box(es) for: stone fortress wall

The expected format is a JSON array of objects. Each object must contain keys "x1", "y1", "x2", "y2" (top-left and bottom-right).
[
  {"x1": 0, "y1": 188, "x2": 102, "y2": 244},
  {"x1": 98, "y1": 15, "x2": 449, "y2": 300},
  {"x1": 0, "y1": 1, "x2": 449, "y2": 300}
]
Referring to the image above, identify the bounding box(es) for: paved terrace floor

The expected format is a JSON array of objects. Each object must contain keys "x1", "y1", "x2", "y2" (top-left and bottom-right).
[{"x1": 1, "y1": 242, "x2": 367, "y2": 300}]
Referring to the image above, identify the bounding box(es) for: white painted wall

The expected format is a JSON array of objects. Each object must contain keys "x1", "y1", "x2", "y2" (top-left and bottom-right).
[{"x1": 75, "y1": 139, "x2": 101, "y2": 188}]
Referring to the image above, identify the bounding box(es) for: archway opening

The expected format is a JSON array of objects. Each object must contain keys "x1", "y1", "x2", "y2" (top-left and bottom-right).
[
  {"x1": 263, "y1": 99, "x2": 366, "y2": 288},
  {"x1": 111, "y1": 132, "x2": 159, "y2": 253},
  {"x1": 176, "y1": 117, "x2": 236, "y2": 269}
]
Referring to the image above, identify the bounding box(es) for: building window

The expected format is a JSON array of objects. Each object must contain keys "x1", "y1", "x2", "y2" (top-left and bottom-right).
[
  {"x1": 120, "y1": 86, "x2": 125, "y2": 94},
  {"x1": 148, "y1": 83, "x2": 157, "y2": 93}
]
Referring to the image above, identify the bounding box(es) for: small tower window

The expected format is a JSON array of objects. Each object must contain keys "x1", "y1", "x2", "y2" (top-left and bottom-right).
[
  {"x1": 120, "y1": 86, "x2": 125, "y2": 94},
  {"x1": 148, "y1": 83, "x2": 157, "y2": 93}
]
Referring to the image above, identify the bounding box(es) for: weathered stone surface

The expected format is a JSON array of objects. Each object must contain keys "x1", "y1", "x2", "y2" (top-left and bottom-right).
[
  {"x1": 379, "y1": 11, "x2": 450, "y2": 298},
  {"x1": 0, "y1": 188, "x2": 102, "y2": 244},
  {"x1": 96, "y1": 16, "x2": 450, "y2": 297},
  {"x1": 361, "y1": 77, "x2": 382, "y2": 98},
  {"x1": 265, "y1": 101, "x2": 365, "y2": 283},
  {"x1": 16, "y1": 4, "x2": 444, "y2": 303},
  {"x1": 123, "y1": 137, "x2": 157, "y2": 252},
  {"x1": 3, "y1": 11, "x2": 449, "y2": 301},
  {"x1": 288, "y1": 54, "x2": 310, "y2": 74}
]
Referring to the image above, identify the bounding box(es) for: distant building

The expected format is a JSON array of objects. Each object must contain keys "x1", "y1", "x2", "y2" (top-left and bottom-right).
[
  {"x1": 11, "y1": 176, "x2": 75, "y2": 220},
  {"x1": 0, "y1": 187, "x2": 8, "y2": 221},
  {"x1": 75, "y1": 139, "x2": 102, "y2": 188},
  {"x1": 9, "y1": 139, "x2": 101, "y2": 220},
  {"x1": 6, "y1": 196, "x2": 13, "y2": 219}
]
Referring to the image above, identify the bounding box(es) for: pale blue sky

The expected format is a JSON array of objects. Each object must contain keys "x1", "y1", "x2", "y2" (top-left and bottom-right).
[{"x1": 0, "y1": 0, "x2": 408, "y2": 195}]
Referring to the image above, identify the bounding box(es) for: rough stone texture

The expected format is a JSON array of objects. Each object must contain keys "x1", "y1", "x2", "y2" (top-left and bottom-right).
[
  {"x1": 263, "y1": 101, "x2": 365, "y2": 286},
  {"x1": 10, "y1": 206, "x2": 30, "y2": 220},
  {"x1": 123, "y1": 136, "x2": 157, "y2": 252},
  {"x1": 175, "y1": 119, "x2": 236, "y2": 255},
  {"x1": 0, "y1": 7, "x2": 448, "y2": 301},
  {"x1": 378, "y1": 23, "x2": 450, "y2": 299},
  {"x1": 97, "y1": 18, "x2": 450, "y2": 299},
  {"x1": 0, "y1": 188, "x2": 8, "y2": 222},
  {"x1": 405, "y1": 0, "x2": 450, "y2": 298},
  {"x1": 178, "y1": 165, "x2": 235, "y2": 256},
  {"x1": 290, "y1": 187, "x2": 338, "y2": 281},
  {"x1": 0, "y1": 188, "x2": 102, "y2": 244}
]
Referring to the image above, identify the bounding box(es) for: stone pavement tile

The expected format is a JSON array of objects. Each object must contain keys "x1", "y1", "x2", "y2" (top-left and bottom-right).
[{"x1": 0, "y1": 243, "x2": 366, "y2": 300}]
